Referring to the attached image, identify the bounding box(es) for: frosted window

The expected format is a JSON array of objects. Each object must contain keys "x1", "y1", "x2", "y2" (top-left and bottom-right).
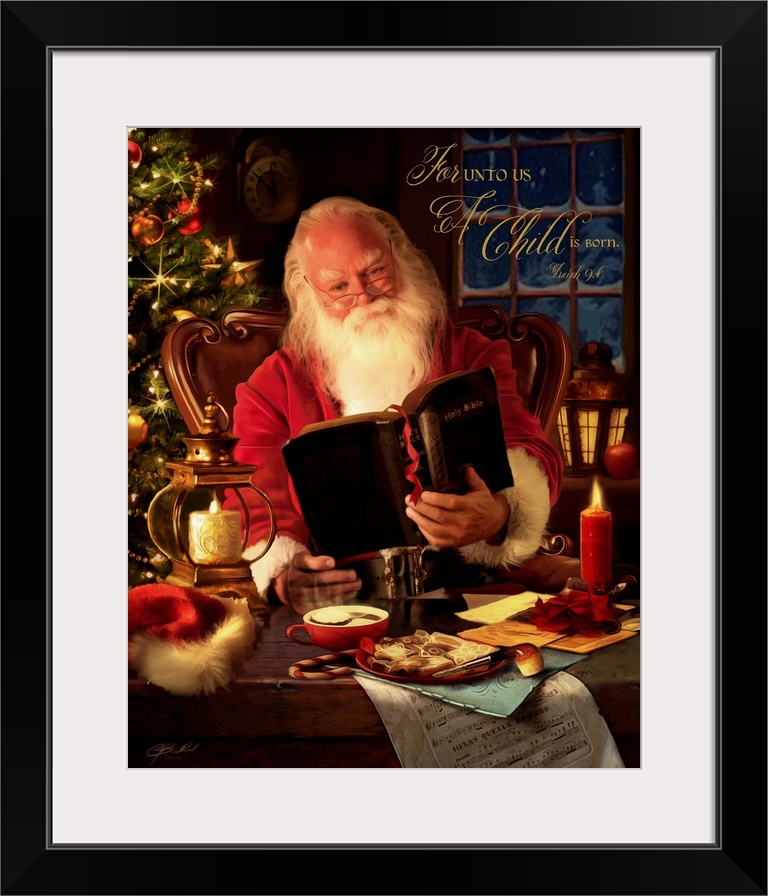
[
  {"x1": 458, "y1": 129, "x2": 628, "y2": 364},
  {"x1": 576, "y1": 142, "x2": 623, "y2": 206},
  {"x1": 462, "y1": 222, "x2": 511, "y2": 291},
  {"x1": 518, "y1": 146, "x2": 570, "y2": 209},
  {"x1": 576, "y1": 216, "x2": 624, "y2": 288},
  {"x1": 517, "y1": 297, "x2": 571, "y2": 337},
  {"x1": 577, "y1": 296, "x2": 623, "y2": 371}
]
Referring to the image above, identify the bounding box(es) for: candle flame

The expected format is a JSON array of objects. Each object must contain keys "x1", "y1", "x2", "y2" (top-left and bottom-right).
[
  {"x1": 209, "y1": 497, "x2": 221, "y2": 514},
  {"x1": 590, "y1": 478, "x2": 604, "y2": 510}
]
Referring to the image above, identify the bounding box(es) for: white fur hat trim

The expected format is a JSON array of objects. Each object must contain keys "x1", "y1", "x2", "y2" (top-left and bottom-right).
[{"x1": 130, "y1": 596, "x2": 255, "y2": 696}]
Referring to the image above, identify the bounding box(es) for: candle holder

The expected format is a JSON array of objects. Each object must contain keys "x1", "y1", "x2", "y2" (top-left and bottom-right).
[
  {"x1": 570, "y1": 576, "x2": 616, "y2": 599},
  {"x1": 565, "y1": 576, "x2": 639, "y2": 609},
  {"x1": 147, "y1": 392, "x2": 276, "y2": 616}
]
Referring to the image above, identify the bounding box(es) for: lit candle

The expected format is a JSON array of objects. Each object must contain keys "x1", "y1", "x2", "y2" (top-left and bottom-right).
[
  {"x1": 580, "y1": 479, "x2": 612, "y2": 592},
  {"x1": 188, "y1": 497, "x2": 242, "y2": 565}
]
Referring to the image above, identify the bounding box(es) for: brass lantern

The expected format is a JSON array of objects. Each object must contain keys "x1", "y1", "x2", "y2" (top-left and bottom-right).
[
  {"x1": 147, "y1": 392, "x2": 276, "y2": 614},
  {"x1": 556, "y1": 342, "x2": 630, "y2": 476}
]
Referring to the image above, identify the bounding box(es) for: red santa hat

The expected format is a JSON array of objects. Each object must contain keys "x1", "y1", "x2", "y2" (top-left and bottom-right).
[{"x1": 128, "y1": 584, "x2": 256, "y2": 696}]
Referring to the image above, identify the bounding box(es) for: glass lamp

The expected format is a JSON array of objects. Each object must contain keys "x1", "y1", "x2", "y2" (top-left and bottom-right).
[
  {"x1": 556, "y1": 342, "x2": 630, "y2": 476},
  {"x1": 147, "y1": 392, "x2": 276, "y2": 615}
]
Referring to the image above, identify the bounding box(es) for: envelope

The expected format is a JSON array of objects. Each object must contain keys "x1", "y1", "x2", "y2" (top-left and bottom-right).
[
  {"x1": 457, "y1": 593, "x2": 639, "y2": 654},
  {"x1": 458, "y1": 591, "x2": 543, "y2": 624}
]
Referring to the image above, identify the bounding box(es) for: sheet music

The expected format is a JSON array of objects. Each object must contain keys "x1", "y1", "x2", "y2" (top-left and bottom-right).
[{"x1": 356, "y1": 671, "x2": 625, "y2": 768}]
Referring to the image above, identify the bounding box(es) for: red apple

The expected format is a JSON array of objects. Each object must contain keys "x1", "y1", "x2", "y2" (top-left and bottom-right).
[{"x1": 603, "y1": 443, "x2": 638, "y2": 479}]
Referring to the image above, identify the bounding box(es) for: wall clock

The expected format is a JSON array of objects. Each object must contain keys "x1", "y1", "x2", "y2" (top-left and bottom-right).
[{"x1": 238, "y1": 137, "x2": 300, "y2": 224}]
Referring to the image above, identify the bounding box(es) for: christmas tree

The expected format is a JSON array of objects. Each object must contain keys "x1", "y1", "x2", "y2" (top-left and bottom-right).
[{"x1": 127, "y1": 128, "x2": 282, "y2": 587}]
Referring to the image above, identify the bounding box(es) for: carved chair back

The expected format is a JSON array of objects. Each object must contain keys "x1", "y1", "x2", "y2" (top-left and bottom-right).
[{"x1": 161, "y1": 304, "x2": 572, "y2": 440}]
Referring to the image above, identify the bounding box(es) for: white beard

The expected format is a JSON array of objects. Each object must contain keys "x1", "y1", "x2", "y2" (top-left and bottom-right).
[{"x1": 314, "y1": 295, "x2": 435, "y2": 415}]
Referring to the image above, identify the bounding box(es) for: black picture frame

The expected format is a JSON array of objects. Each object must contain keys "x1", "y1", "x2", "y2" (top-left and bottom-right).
[{"x1": 3, "y1": 2, "x2": 765, "y2": 894}]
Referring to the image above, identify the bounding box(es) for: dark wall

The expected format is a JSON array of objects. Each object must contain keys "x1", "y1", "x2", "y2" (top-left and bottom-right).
[
  {"x1": 190, "y1": 127, "x2": 456, "y2": 295},
  {"x1": 190, "y1": 127, "x2": 639, "y2": 434}
]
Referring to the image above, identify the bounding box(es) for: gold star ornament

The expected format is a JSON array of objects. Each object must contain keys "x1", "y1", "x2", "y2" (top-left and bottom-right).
[{"x1": 221, "y1": 238, "x2": 264, "y2": 287}]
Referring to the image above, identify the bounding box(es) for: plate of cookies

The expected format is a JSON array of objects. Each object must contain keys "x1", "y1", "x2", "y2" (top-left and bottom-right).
[{"x1": 356, "y1": 629, "x2": 511, "y2": 683}]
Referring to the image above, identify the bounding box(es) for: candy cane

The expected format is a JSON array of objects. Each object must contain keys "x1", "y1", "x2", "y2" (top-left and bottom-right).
[{"x1": 288, "y1": 648, "x2": 359, "y2": 680}]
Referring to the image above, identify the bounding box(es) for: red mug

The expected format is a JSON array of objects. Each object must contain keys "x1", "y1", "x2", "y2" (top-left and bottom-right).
[{"x1": 285, "y1": 606, "x2": 389, "y2": 651}]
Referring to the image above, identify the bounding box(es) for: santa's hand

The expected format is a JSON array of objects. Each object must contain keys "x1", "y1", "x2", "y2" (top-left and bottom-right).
[
  {"x1": 273, "y1": 550, "x2": 362, "y2": 614},
  {"x1": 404, "y1": 465, "x2": 510, "y2": 548}
]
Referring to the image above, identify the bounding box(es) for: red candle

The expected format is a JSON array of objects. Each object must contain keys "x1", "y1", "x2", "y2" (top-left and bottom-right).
[{"x1": 580, "y1": 480, "x2": 612, "y2": 591}]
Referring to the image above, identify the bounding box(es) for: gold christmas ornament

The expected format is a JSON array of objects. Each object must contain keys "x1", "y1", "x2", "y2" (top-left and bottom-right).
[
  {"x1": 128, "y1": 333, "x2": 137, "y2": 349},
  {"x1": 200, "y1": 238, "x2": 223, "y2": 271},
  {"x1": 131, "y1": 214, "x2": 165, "y2": 247},
  {"x1": 171, "y1": 309, "x2": 197, "y2": 322},
  {"x1": 128, "y1": 411, "x2": 149, "y2": 449},
  {"x1": 220, "y1": 237, "x2": 263, "y2": 288}
]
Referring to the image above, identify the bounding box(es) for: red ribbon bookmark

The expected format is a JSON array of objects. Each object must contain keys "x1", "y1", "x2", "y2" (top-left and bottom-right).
[{"x1": 388, "y1": 404, "x2": 423, "y2": 504}]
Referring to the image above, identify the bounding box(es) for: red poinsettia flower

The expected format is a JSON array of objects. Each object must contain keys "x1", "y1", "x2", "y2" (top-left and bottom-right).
[{"x1": 528, "y1": 589, "x2": 621, "y2": 638}]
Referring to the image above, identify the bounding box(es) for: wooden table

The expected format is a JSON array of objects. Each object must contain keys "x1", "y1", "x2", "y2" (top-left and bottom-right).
[{"x1": 128, "y1": 594, "x2": 640, "y2": 768}]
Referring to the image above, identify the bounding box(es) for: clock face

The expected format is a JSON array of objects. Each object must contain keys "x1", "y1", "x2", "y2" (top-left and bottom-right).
[{"x1": 243, "y1": 155, "x2": 299, "y2": 223}]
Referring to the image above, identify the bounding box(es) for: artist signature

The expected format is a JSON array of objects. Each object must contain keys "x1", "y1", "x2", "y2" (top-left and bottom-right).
[{"x1": 146, "y1": 742, "x2": 201, "y2": 766}]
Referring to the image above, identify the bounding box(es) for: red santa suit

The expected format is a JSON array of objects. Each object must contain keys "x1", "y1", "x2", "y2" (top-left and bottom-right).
[{"x1": 225, "y1": 320, "x2": 563, "y2": 593}]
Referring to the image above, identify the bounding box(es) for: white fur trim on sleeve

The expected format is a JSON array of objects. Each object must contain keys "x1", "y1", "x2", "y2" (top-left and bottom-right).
[
  {"x1": 129, "y1": 597, "x2": 256, "y2": 696},
  {"x1": 459, "y1": 447, "x2": 551, "y2": 569},
  {"x1": 243, "y1": 534, "x2": 307, "y2": 594}
]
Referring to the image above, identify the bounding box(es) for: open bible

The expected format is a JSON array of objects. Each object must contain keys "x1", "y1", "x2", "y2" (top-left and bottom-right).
[{"x1": 281, "y1": 366, "x2": 514, "y2": 559}]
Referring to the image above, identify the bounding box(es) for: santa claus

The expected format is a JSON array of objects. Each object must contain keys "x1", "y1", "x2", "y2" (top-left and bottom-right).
[{"x1": 224, "y1": 196, "x2": 564, "y2": 609}]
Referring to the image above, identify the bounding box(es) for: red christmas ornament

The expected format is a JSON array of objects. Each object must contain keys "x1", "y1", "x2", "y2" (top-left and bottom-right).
[
  {"x1": 128, "y1": 140, "x2": 143, "y2": 167},
  {"x1": 179, "y1": 216, "x2": 204, "y2": 235},
  {"x1": 172, "y1": 199, "x2": 204, "y2": 235}
]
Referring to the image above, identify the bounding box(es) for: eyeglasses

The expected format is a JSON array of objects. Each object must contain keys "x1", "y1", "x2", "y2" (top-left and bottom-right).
[{"x1": 304, "y1": 241, "x2": 394, "y2": 310}]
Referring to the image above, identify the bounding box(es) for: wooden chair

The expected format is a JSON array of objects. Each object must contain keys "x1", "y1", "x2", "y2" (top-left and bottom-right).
[
  {"x1": 161, "y1": 308, "x2": 286, "y2": 437},
  {"x1": 161, "y1": 304, "x2": 575, "y2": 574},
  {"x1": 161, "y1": 304, "x2": 572, "y2": 442},
  {"x1": 453, "y1": 304, "x2": 571, "y2": 441}
]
